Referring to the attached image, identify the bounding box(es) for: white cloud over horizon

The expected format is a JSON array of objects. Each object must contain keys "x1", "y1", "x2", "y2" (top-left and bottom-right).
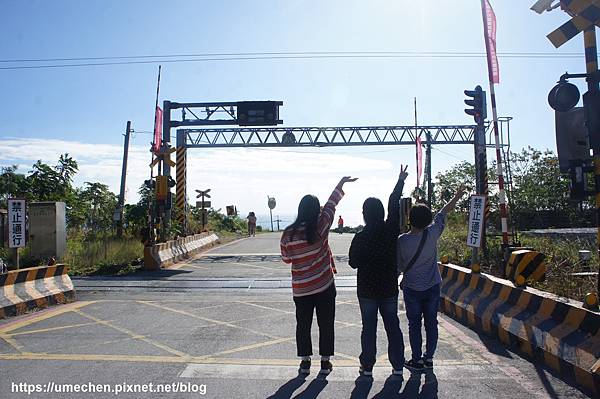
[{"x1": 0, "y1": 137, "x2": 422, "y2": 226}]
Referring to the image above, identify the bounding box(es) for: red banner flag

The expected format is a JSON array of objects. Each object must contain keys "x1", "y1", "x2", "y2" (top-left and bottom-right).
[
  {"x1": 152, "y1": 106, "x2": 163, "y2": 154},
  {"x1": 483, "y1": 0, "x2": 500, "y2": 84},
  {"x1": 416, "y1": 136, "x2": 423, "y2": 188}
]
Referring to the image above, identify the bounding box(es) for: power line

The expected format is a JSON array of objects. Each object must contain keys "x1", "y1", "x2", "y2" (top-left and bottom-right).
[
  {"x1": 0, "y1": 50, "x2": 584, "y2": 63},
  {"x1": 0, "y1": 51, "x2": 585, "y2": 71}
]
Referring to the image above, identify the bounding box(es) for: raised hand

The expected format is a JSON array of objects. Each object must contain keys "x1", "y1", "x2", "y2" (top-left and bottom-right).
[
  {"x1": 398, "y1": 164, "x2": 409, "y2": 181},
  {"x1": 337, "y1": 176, "x2": 358, "y2": 188}
]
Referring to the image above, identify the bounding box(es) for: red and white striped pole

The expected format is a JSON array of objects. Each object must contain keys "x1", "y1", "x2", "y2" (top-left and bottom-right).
[{"x1": 480, "y1": 0, "x2": 509, "y2": 246}]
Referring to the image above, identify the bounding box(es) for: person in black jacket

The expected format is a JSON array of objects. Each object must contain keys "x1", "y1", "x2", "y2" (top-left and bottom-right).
[{"x1": 348, "y1": 164, "x2": 408, "y2": 377}]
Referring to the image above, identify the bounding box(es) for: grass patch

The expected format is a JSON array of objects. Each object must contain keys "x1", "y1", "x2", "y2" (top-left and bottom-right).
[
  {"x1": 63, "y1": 236, "x2": 144, "y2": 276},
  {"x1": 438, "y1": 215, "x2": 597, "y2": 301}
]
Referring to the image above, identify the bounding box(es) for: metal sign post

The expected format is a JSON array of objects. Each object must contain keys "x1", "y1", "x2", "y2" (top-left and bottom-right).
[
  {"x1": 267, "y1": 197, "x2": 276, "y2": 232},
  {"x1": 8, "y1": 199, "x2": 26, "y2": 269},
  {"x1": 196, "y1": 189, "x2": 211, "y2": 232}
]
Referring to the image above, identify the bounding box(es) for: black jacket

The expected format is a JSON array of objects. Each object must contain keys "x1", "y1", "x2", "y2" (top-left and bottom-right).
[{"x1": 348, "y1": 180, "x2": 404, "y2": 299}]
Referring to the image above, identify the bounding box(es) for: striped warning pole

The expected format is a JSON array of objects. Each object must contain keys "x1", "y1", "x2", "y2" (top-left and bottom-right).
[
  {"x1": 176, "y1": 130, "x2": 187, "y2": 233},
  {"x1": 480, "y1": 0, "x2": 509, "y2": 246},
  {"x1": 583, "y1": 26, "x2": 600, "y2": 297}
]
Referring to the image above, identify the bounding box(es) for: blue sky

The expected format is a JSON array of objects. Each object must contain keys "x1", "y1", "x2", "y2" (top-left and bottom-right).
[{"x1": 0, "y1": 0, "x2": 589, "y2": 226}]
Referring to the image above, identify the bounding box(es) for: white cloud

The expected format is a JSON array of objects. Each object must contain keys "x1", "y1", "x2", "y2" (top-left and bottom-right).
[{"x1": 0, "y1": 137, "x2": 414, "y2": 226}]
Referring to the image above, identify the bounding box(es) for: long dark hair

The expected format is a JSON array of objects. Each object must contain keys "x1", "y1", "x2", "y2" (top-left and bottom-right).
[{"x1": 286, "y1": 194, "x2": 320, "y2": 244}]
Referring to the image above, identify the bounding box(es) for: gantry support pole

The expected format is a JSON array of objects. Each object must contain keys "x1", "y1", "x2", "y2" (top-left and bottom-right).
[{"x1": 176, "y1": 130, "x2": 187, "y2": 234}]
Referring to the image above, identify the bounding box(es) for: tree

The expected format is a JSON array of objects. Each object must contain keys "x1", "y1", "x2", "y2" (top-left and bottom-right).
[
  {"x1": 0, "y1": 166, "x2": 30, "y2": 205},
  {"x1": 80, "y1": 182, "x2": 118, "y2": 233}
]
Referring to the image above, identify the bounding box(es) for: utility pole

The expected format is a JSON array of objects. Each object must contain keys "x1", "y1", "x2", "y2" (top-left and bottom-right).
[
  {"x1": 116, "y1": 121, "x2": 131, "y2": 238},
  {"x1": 426, "y1": 129, "x2": 433, "y2": 207}
]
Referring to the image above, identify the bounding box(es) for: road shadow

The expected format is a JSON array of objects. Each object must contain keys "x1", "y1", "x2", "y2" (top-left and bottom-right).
[
  {"x1": 475, "y1": 330, "x2": 513, "y2": 359},
  {"x1": 292, "y1": 374, "x2": 329, "y2": 399},
  {"x1": 266, "y1": 374, "x2": 307, "y2": 399},
  {"x1": 372, "y1": 370, "x2": 438, "y2": 399},
  {"x1": 350, "y1": 375, "x2": 374, "y2": 399}
]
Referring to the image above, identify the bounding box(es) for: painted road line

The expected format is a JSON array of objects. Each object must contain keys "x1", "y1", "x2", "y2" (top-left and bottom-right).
[
  {"x1": 6, "y1": 321, "x2": 104, "y2": 337},
  {"x1": 73, "y1": 309, "x2": 190, "y2": 358},
  {"x1": 0, "y1": 301, "x2": 96, "y2": 334},
  {"x1": 137, "y1": 300, "x2": 282, "y2": 340},
  {"x1": 179, "y1": 363, "x2": 512, "y2": 382}
]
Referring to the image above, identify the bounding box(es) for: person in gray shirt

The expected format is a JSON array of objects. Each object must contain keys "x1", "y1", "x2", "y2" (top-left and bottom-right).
[{"x1": 397, "y1": 187, "x2": 465, "y2": 372}]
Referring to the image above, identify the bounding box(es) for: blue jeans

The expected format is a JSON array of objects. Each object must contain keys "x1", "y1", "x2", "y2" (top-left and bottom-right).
[
  {"x1": 358, "y1": 296, "x2": 405, "y2": 370},
  {"x1": 403, "y1": 283, "x2": 440, "y2": 361}
]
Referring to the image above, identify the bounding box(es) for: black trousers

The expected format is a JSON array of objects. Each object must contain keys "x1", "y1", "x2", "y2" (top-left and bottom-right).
[{"x1": 293, "y1": 283, "x2": 336, "y2": 357}]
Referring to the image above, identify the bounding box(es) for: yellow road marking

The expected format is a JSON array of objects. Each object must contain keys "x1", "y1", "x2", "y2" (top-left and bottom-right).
[
  {"x1": 196, "y1": 337, "x2": 295, "y2": 360},
  {"x1": 0, "y1": 333, "x2": 24, "y2": 352},
  {"x1": 236, "y1": 301, "x2": 361, "y2": 327},
  {"x1": 137, "y1": 301, "x2": 282, "y2": 340},
  {"x1": 0, "y1": 301, "x2": 96, "y2": 334},
  {"x1": 7, "y1": 321, "x2": 105, "y2": 337},
  {"x1": 74, "y1": 309, "x2": 189, "y2": 358}
]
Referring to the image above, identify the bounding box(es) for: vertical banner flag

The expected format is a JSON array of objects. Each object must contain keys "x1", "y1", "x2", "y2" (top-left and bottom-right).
[
  {"x1": 416, "y1": 136, "x2": 423, "y2": 187},
  {"x1": 152, "y1": 106, "x2": 163, "y2": 154},
  {"x1": 484, "y1": 0, "x2": 500, "y2": 84}
]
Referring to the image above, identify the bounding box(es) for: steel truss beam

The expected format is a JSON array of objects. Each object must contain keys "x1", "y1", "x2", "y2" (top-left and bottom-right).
[{"x1": 180, "y1": 125, "x2": 477, "y2": 148}]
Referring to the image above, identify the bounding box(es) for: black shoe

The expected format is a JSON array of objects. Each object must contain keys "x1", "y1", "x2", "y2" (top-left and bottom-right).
[
  {"x1": 404, "y1": 358, "x2": 425, "y2": 372},
  {"x1": 359, "y1": 364, "x2": 373, "y2": 376},
  {"x1": 423, "y1": 358, "x2": 433, "y2": 369},
  {"x1": 299, "y1": 359, "x2": 311, "y2": 374},
  {"x1": 319, "y1": 360, "x2": 333, "y2": 375}
]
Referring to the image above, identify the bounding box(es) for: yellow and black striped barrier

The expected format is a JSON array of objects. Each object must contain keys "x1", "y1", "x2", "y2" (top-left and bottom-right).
[
  {"x1": 439, "y1": 263, "x2": 600, "y2": 396},
  {"x1": 505, "y1": 249, "x2": 546, "y2": 287},
  {"x1": 0, "y1": 264, "x2": 75, "y2": 319}
]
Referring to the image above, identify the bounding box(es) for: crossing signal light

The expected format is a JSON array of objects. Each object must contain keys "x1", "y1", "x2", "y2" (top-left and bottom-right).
[
  {"x1": 237, "y1": 101, "x2": 283, "y2": 126},
  {"x1": 464, "y1": 85, "x2": 487, "y2": 123},
  {"x1": 155, "y1": 175, "x2": 168, "y2": 201}
]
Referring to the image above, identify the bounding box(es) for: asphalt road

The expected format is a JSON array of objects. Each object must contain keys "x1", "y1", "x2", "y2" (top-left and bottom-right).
[{"x1": 0, "y1": 233, "x2": 593, "y2": 398}]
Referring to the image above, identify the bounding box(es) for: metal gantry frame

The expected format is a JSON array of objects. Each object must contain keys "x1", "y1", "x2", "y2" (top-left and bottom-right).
[
  {"x1": 172, "y1": 123, "x2": 487, "y2": 234},
  {"x1": 159, "y1": 99, "x2": 506, "y2": 238}
]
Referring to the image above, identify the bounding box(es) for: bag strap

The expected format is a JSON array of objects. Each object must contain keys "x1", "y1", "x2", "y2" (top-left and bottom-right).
[{"x1": 403, "y1": 229, "x2": 428, "y2": 275}]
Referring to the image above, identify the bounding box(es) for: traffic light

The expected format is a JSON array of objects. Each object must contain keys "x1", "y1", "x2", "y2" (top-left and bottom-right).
[{"x1": 464, "y1": 85, "x2": 487, "y2": 124}]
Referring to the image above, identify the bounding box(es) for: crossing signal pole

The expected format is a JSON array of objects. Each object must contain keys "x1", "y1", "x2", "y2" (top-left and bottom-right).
[{"x1": 465, "y1": 86, "x2": 489, "y2": 271}]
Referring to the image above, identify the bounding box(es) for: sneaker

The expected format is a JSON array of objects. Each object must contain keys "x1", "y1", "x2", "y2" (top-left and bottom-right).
[
  {"x1": 299, "y1": 359, "x2": 311, "y2": 374},
  {"x1": 359, "y1": 364, "x2": 373, "y2": 376},
  {"x1": 423, "y1": 358, "x2": 433, "y2": 369},
  {"x1": 404, "y1": 358, "x2": 425, "y2": 372},
  {"x1": 319, "y1": 360, "x2": 333, "y2": 375}
]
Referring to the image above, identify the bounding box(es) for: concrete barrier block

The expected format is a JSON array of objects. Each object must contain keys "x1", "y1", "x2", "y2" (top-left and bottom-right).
[
  {"x1": 0, "y1": 264, "x2": 75, "y2": 319},
  {"x1": 438, "y1": 262, "x2": 600, "y2": 396},
  {"x1": 143, "y1": 232, "x2": 220, "y2": 270}
]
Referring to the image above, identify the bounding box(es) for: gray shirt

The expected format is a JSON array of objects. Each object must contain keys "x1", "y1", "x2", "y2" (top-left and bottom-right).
[{"x1": 396, "y1": 213, "x2": 446, "y2": 291}]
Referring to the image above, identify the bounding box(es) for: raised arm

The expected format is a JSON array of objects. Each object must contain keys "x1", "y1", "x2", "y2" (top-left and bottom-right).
[
  {"x1": 439, "y1": 185, "x2": 466, "y2": 215},
  {"x1": 386, "y1": 165, "x2": 408, "y2": 229},
  {"x1": 318, "y1": 176, "x2": 358, "y2": 237}
]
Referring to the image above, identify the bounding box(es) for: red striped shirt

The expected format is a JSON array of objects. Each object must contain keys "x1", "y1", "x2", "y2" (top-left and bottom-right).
[{"x1": 280, "y1": 187, "x2": 344, "y2": 297}]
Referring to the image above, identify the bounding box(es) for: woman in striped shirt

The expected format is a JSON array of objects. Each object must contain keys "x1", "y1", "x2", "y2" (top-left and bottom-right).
[{"x1": 280, "y1": 176, "x2": 358, "y2": 375}]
